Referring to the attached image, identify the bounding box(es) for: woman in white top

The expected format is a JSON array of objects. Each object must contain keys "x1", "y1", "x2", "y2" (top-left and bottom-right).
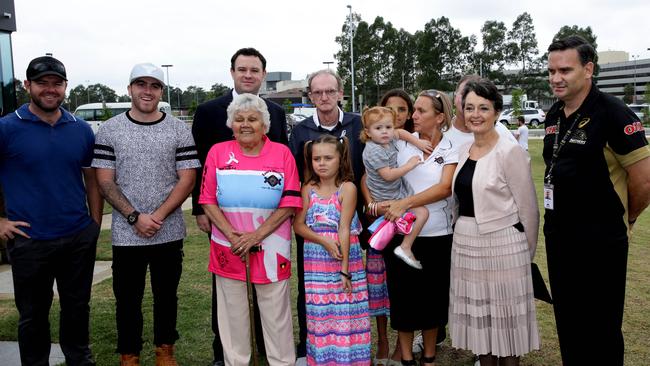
[{"x1": 372, "y1": 90, "x2": 458, "y2": 366}]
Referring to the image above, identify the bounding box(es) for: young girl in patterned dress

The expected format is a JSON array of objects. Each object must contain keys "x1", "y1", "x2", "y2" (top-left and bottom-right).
[{"x1": 294, "y1": 135, "x2": 371, "y2": 366}]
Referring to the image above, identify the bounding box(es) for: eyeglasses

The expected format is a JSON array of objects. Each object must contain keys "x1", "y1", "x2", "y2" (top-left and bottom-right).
[
  {"x1": 309, "y1": 89, "x2": 339, "y2": 99},
  {"x1": 422, "y1": 89, "x2": 444, "y2": 114}
]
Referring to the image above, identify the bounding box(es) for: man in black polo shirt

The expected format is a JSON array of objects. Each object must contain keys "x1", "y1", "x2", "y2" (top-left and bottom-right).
[{"x1": 544, "y1": 35, "x2": 650, "y2": 365}]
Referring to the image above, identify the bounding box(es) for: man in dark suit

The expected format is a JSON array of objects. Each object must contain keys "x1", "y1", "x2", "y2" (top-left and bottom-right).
[{"x1": 191, "y1": 47, "x2": 287, "y2": 366}]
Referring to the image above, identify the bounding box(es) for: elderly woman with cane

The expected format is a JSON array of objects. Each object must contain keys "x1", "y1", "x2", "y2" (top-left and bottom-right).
[{"x1": 199, "y1": 93, "x2": 301, "y2": 366}]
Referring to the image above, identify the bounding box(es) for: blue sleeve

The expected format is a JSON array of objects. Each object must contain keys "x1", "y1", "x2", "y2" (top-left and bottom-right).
[{"x1": 81, "y1": 122, "x2": 95, "y2": 168}]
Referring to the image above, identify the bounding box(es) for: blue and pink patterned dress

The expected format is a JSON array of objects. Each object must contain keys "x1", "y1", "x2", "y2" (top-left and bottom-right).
[{"x1": 303, "y1": 187, "x2": 371, "y2": 366}]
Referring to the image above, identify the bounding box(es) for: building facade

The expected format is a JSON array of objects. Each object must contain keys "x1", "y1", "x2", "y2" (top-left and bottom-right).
[
  {"x1": 597, "y1": 54, "x2": 650, "y2": 103},
  {"x1": 0, "y1": 0, "x2": 15, "y2": 116}
]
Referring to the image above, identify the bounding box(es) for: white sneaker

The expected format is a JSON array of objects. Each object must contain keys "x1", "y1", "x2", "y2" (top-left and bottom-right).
[
  {"x1": 394, "y1": 246, "x2": 422, "y2": 269},
  {"x1": 412, "y1": 332, "x2": 424, "y2": 354},
  {"x1": 296, "y1": 356, "x2": 307, "y2": 366}
]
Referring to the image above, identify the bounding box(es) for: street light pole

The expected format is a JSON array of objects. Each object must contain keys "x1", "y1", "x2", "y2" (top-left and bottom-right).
[
  {"x1": 323, "y1": 61, "x2": 334, "y2": 70},
  {"x1": 85, "y1": 80, "x2": 90, "y2": 103},
  {"x1": 161, "y1": 64, "x2": 173, "y2": 106},
  {"x1": 347, "y1": 5, "x2": 356, "y2": 113},
  {"x1": 632, "y1": 55, "x2": 639, "y2": 104}
]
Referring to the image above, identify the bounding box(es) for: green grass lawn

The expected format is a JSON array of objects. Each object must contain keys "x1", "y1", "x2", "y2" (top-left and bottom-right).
[{"x1": 1, "y1": 139, "x2": 649, "y2": 365}]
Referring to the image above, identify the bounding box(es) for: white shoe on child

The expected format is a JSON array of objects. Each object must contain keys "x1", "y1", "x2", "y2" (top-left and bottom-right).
[{"x1": 393, "y1": 246, "x2": 422, "y2": 269}]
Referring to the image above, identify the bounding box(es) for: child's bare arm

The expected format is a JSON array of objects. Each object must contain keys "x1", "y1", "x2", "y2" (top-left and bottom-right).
[
  {"x1": 337, "y1": 182, "x2": 357, "y2": 277},
  {"x1": 377, "y1": 156, "x2": 422, "y2": 182},
  {"x1": 395, "y1": 129, "x2": 432, "y2": 153},
  {"x1": 293, "y1": 184, "x2": 342, "y2": 260}
]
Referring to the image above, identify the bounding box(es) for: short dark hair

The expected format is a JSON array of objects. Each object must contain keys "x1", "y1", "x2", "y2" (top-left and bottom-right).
[
  {"x1": 547, "y1": 35, "x2": 595, "y2": 66},
  {"x1": 518, "y1": 115, "x2": 525, "y2": 123},
  {"x1": 461, "y1": 78, "x2": 503, "y2": 112},
  {"x1": 230, "y1": 47, "x2": 267, "y2": 71}
]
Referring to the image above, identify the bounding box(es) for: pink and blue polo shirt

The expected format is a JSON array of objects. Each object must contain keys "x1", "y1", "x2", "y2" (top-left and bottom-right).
[{"x1": 199, "y1": 138, "x2": 301, "y2": 283}]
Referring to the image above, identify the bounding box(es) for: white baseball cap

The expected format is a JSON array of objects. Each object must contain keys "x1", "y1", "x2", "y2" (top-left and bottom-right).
[{"x1": 129, "y1": 63, "x2": 165, "y2": 86}]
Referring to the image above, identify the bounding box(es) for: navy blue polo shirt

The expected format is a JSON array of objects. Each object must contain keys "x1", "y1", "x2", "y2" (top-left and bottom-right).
[{"x1": 0, "y1": 104, "x2": 94, "y2": 240}]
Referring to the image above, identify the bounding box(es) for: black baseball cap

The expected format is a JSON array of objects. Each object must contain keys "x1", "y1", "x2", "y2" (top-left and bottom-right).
[{"x1": 26, "y1": 56, "x2": 67, "y2": 81}]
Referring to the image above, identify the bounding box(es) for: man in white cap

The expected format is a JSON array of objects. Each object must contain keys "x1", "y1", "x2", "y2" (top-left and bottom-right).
[
  {"x1": 1, "y1": 56, "x2": 102, "y2": 366},
  {"x1": 92, "y1": 63, "x2": 200, "y2": 366}
]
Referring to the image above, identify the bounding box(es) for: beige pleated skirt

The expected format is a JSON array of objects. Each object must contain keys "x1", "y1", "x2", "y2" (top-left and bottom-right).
[{"x1": 449, "y1": 216, "x2": 540, "y2": 357}]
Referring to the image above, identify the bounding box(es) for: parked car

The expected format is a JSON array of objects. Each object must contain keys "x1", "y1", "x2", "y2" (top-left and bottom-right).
[
  {"x1": 286, "y1": 113, "x2": 309, "y2": 137},
  {"x1": 498, "y1": 109, "x2": 513, "y2": 125},
  {"x1": 518, "y1": 109, "x2": 545, "y2": 127},
  {"x1": 500, "y1": 108, "x2": 545, "y2": 127}
]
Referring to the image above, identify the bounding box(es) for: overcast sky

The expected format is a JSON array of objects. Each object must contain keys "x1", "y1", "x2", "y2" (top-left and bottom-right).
[{"x1": 11, "y1": 0, "x2": 650, "y2": 96}]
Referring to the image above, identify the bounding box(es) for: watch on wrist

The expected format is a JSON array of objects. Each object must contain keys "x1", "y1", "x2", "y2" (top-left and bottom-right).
[{"x1": 127, "y1": 210, "x2": 140, "y2": 226}]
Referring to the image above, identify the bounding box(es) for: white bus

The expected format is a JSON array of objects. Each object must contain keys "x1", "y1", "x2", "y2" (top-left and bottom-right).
[{"x1": 74, "y1": 102, "x2": 172, "y2": 133}]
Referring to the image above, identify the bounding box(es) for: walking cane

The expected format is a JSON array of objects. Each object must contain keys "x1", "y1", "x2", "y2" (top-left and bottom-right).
[{"x1": 245, "y1": 252, "x2": 260, "y2": 366}]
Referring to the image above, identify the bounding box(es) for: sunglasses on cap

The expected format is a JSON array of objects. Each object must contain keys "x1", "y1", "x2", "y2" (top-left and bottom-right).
[{"x1": 27, "y1": 57, "x2": 67, "y2": 81}]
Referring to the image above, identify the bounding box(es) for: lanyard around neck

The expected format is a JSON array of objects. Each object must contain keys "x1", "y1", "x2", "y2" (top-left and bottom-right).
[{"x1": 545, "y1": 110, "x2": 581, "y2": 184}]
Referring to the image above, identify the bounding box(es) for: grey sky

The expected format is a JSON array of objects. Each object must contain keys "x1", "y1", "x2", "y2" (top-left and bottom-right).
[{"x1": 12, "y1": 0, "x2": 650, "y2": 95}]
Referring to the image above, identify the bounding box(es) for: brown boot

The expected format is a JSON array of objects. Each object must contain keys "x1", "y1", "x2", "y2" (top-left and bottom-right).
[
  {"x1": 119, "y1": 354, "x2": 140, "y2": 366},
  {"x1": 155, "y1": 344, "x2": 179, "y2": 366}
]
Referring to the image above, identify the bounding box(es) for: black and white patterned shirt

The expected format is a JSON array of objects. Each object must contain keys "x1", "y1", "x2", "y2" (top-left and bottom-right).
[{"x1": 92, "y1": 112, "x2": 200, "y2": 246}]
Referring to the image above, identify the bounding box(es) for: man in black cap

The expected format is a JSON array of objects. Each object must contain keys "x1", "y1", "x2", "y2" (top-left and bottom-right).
[{"x1": 0, "y1": 56, "x2": 102, "y2": 365}]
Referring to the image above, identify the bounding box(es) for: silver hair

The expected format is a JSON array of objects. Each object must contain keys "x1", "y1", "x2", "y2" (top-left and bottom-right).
[
  {"x1": 307, "y1": 69, "x2": 344, "y2": 91},
  {"x1": 226, "y1": 93, "x2": 271, "y2": 133}
]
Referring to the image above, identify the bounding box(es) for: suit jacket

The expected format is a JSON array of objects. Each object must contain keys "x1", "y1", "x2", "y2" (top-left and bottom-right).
[{"x1": 191, "y1": 90, "x2": 288, "y2": 215}]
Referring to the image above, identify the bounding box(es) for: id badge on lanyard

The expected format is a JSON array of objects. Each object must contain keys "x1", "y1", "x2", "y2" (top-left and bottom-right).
[
  {"x1": 545, "y1": 112, "x2": 581, "y2": 210},
  {"x1": 543, "y1": 183, "x2": 554, "y2": 210}
]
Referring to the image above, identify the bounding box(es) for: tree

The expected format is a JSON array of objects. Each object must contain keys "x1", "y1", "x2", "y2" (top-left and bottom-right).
[
  {"x1": 511, "y1": 88, "x2": 524, "y2": 117},
  {"x1": 282, "y1": 99, "x2": 294, "y2": 114},
  {"x1": 207, "y1": 83, "x2": 230, "y2": 100},
  {"x1": 623, "y1": 84, "x2": 634, "y2": 104},
  {"x1": 88, "y1": 84, "x2": 118, "y2": 103},
  {"x1": 507, "y1": 12, "x2": 538, "y2": 74},
  {"x1": 182, "y1": 86, "x2": 209, "y2": 109},
  {"x1": 552, "y1": 25, "x2": 598, "y2": 49},
  {"x1": 479, "y1": 20, "x2": 509, "y2": 76},
  {"x1": 15, "y1": 80, "x2": 29, "y2": 106},
  {"x1": 67, "y1": 83, "x2": 119, "y2": 111},
  {"x1": 414, "y1": 16, "x2": 475, "y2": 91}
]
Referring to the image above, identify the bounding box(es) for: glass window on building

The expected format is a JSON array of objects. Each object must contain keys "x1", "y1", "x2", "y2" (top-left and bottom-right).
[{"x1": 0, "y1": 31, "x2": 15, "y2": 116}]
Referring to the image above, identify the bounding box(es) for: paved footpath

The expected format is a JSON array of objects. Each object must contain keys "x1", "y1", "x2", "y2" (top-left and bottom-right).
[{"x1": 0, "y1": 198, "x2": 193, "y2": 365}]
